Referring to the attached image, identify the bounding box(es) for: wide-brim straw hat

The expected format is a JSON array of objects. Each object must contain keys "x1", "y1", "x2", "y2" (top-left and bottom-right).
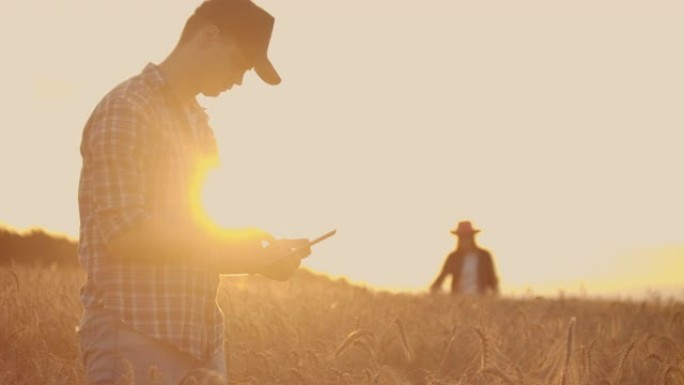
[{"x1": 450, "y1": 220, "x2": 480, "y2": 235}]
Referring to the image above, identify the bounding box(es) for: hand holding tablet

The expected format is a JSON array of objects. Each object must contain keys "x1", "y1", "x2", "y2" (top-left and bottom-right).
[{"x1": 258, "y1": 229, "x2": 337, "y2": 281}]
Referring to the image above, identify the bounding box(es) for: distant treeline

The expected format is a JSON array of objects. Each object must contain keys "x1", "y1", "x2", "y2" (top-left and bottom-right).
[{"x1": 0, "y1": 226, "x2": 78, "y2": 267}]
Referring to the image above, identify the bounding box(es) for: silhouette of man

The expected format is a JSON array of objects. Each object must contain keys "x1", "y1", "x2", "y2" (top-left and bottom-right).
[
  {"x1": 430, "y1": 221, "x2": 499, "y2": 295},
  {"x1": 77, "y1": 1, "x2": 309, "y2": 384}
]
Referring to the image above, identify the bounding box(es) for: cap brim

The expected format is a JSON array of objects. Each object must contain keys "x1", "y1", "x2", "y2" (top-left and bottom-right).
[{"x1": 255, "y1": 58, "x2": 281, "y2": 85}]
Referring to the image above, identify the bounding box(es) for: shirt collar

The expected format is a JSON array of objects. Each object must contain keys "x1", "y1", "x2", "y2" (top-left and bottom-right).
[{"x1": 141, "y1": 63, "x2": 169, "y2": 91}]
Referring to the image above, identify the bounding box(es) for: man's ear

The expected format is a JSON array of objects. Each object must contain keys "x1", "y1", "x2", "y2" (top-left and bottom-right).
[{"x1": 196, "y1": 24, "x2": 222, "y2": 48}]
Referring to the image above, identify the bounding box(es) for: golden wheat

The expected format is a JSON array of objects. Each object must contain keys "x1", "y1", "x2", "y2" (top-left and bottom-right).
[{"x1": 2, "y1": 267, "x2": 684, "y2": 385}]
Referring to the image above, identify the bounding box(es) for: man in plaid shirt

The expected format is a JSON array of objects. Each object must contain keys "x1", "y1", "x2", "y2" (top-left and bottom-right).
[{"x1": 77, "y1": 0, "x2": 309, "y2": 384}]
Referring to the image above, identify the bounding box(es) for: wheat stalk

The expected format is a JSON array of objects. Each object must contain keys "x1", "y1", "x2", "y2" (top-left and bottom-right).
[
  {"x1": 3, "y1": 269, "x2": 20, "y2": 293},
  {"x1": 581, "y1": 339, "x2": 597, "y2": 382},
  {"x1": 614, "y1": 340, "x2": 635, "y2": 384},
  {"x1": 334, "y1": 329, "x2": 377, "y2": 357},
  {"x1": 354, "y1": 339, "x2": 379, "y2": 373},
  {"x1": 558, "y1": 316, "x2": 576, "y2": 385},
  {"x1": 289, "y1": 350, "x2": 300, "y2": 367},
  {"x1": 647, "y1": 353, "x2": 665, "y2": 367},
  {"x1": 473, "y1": 327, "x2": 489, "y2": 372},
  {"x1": 393, "y1": 318, "x2": 414, "y2": 363},
  {"x1": 659, "y1": 336, "x2": 684, "y2": 362},
  {"x1": 663, "y1": 365, "x2": 684, "y2": 385},
  {"x1": 438, "y1": 330, "x2": 458, "y2": 375},
  {"x1": 670, "y1": 311, "x2": 682, "y2": 332}
]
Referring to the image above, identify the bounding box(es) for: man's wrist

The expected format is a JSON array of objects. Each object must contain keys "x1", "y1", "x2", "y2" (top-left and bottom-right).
[{"x1": 211, "y1": 239, "x2": 264, "y2": 275}]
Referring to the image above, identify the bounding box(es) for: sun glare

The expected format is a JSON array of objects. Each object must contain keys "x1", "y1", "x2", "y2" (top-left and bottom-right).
[
  {"x1": 193, "y1": 166, "x2": 275, "y2": 247},
  {"x1": 190, "y1": 158, "x2": 224, "y2": 237}
]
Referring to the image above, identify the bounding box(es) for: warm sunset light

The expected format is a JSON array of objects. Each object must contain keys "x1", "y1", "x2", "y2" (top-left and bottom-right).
[
  {"x1": 2, "y1": 1, "x2": 683, "y2": 384},
  {"x1": 1, "y1": 0, "x2": 682, "y2": 296}
]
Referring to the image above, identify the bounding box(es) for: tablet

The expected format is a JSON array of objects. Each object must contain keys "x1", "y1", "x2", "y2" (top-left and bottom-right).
[
  {"x1": 288, "y1": 229, "x2": 336, "y2": 259},
  {"x1": 306, "y1": 229, "x2": 337, "y2": 248}
]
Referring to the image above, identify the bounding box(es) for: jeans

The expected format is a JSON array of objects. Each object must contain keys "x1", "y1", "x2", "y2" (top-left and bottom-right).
[{"x1": 79, "y1": 307, "x2": 227, "y2": 385}]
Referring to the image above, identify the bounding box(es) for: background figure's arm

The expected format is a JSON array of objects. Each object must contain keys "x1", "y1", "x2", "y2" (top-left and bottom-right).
[
  {"x1": 482, "y1": 251, "x2": 500, "y2": 294},
  {"x1": 430, "y1": 255, "x2": 452, "y2": 292}
]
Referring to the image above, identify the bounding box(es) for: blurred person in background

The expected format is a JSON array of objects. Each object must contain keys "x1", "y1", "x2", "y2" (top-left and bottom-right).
[
  {"x1": 430, "y1": 221, "x2": 499, "y2": 295},
  {"x1": 77, "y1": 0, "x2": 309, "y2": 384}
]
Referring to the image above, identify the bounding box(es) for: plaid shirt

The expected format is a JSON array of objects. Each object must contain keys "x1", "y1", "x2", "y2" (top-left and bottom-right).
[{"x1": 78, "y1": 63, "x2": 223, "y2": 361}]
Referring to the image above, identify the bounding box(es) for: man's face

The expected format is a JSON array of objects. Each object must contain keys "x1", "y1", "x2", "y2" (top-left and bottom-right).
[
  {"x1": 458, "y1": 234, "x2": 477, "y2": 248},
  {"x1": 199, "y1": 33, "x2": 253, "y2": 97}
]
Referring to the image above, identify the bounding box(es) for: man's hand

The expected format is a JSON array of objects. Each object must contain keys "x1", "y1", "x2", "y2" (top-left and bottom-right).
[{"x1": 257, "y1": 239, "x2": 310, "y2": 281}]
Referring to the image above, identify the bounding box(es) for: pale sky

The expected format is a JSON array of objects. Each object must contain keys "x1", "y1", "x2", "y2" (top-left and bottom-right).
[{"x1": 1, "y1": 0, "x2": 682, "y2": 296}]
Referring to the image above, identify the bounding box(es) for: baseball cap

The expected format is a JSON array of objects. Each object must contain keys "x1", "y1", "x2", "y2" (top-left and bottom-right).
[{"x1": 193, "y1": 0, "x2": 281, "y2": 85}]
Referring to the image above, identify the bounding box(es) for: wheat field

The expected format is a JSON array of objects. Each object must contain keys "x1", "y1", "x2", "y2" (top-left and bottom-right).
[{"x1": 1, "y1": 266, "x2": 683, "y2": 385}]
